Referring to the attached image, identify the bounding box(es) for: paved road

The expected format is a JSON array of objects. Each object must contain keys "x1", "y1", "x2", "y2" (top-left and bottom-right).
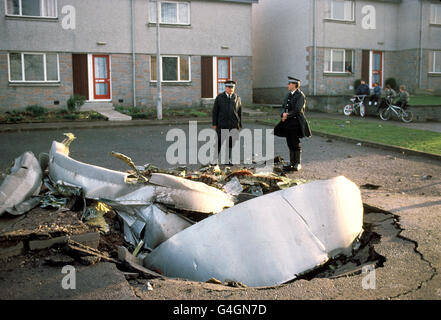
[{"x1": 0, "y1": 122, "x2": 440, "y2": 300}]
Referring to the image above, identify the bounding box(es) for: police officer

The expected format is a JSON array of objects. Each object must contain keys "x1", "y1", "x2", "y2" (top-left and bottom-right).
[
  {"x1": 281, "y1": 77, "x2": 311, "y2": 172},
  {"x1": 212, "y1": 80, "x2": 242, "y2": 163}
]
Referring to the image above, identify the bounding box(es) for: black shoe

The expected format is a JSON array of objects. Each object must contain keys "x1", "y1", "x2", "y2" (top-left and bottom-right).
[{"x1": 283, "y1": 164, "x2": 295, "y2": 172}]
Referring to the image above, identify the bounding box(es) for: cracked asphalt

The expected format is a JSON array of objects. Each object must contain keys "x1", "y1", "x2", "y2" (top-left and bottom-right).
[{"x1": 0, "y1": 121, "x2": 440, "y2": 300}]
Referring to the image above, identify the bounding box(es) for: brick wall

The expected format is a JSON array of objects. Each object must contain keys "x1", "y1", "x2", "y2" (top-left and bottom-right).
[
  {"x1": 232, "y1": 56, "x2": 253, "y2": 106},
  {"x1": 0, "y1": 53, "x2": 254, "y2": 111},
  {"x1": 0, "y1": 53, "x2": 73, "y2": 111},
  {"x1": 385, "y1": 49, "x2": 419, "y2": 92},
  {"x1": 111, "y1": 54, "x2": 134, "y2": 105},
  {"x1": 117, "y1": 55, "x2": 253, "y2": 108}
]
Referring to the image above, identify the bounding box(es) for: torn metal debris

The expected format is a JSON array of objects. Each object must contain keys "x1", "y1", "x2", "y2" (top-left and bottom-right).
[
  {"x1": 143, "y1": 176, "x2": 363, "y2": 287},
  {"x1": 1, "y1": 134, "x2": 365, "y2": 288},
  {"x1": 0, "y1": 151, "x2": 43, "y2": 216}
]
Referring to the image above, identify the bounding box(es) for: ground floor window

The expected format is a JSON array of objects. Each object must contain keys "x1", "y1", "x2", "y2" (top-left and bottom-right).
[
  {"x1": 429, "y1": 51, "x2": 441, "y2": 73},
  {"x1": 6, "y1": 0, "x2": 57, "y2": 17},
  {"x1": 324, "y1": 49, "x2": 354, "y2": 73},
  {"x1": 8, "y1": 52, "x2": 59, "y2": 82},
  {"x1": 150, "y1": 55, "x2": 190, "y2": 82}
]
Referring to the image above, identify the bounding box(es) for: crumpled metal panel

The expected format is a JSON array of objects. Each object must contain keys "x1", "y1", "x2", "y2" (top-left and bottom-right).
[
  {"x1": 150, "y1": 173, "x2": 234, "y2": 214},
  {"x1": 48, "y1": 141, "x2": 233, "y2": 215},
  {"x1": 48, "y1": 141, "x2": 140, "y2": 200},
  {"x1": 143, "y1": 176, "x2": 363, "y2": 287},
  {"x1": 104, "y1": 201, "x2": 192, "y2": 250},
  {"x1": 0, "y1": 151, "x2": 42, "y2": 216}
]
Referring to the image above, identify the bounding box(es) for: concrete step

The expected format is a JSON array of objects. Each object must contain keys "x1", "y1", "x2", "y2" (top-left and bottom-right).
[
  {"x1": 98, "y1": 110, "x2": 132, "y2": 121},
  {"x1": 81, "y1": 102, "x2": 114, "y2": 111},
  {"x1": 81, "y1": 102, "x2": 132, "y2": 121}
]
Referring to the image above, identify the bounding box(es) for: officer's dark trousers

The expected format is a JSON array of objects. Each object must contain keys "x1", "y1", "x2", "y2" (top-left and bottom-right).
[
  {"x1": 216, "y1": 128, "x2": 236, "y2": 163},
  {"x1": 286, "y1": 135, "x2": 301, "y2": 152}
]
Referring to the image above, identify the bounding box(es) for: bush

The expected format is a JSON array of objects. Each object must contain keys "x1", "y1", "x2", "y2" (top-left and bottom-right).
[
  {"x1": 67, "y1": 95, "x2": 86, "y2": 113},
  {"x1": 26, "y1": 105, "x2": 47, "y2": 117},
  {"x1": 88, "y1": 112, "x2": 107, "y2": 120},
  {"x1": 385, "y1": 78, "x2": 398, "y2": 91},
  {"x1": 63, "y1": 113, "x2": 80, "y2": 120}
]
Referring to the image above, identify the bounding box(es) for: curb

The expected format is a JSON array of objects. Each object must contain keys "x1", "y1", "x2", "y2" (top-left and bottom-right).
[
  {"x1": 0, "y1": 118, "x2": 212, "y2": 132},
  {"x1": 252, "y1": 119, "x2": 441, "y2": 162},
  {"x1": 311, "y1": 130, "x2": 441, "y2": 162},
  {"x1": 2, "y1": 117, "x2": 440, "y2": 162}
]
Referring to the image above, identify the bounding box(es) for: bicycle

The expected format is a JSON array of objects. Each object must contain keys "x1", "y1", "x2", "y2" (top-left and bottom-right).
[
  {"x1": 379, "y1": 100, "x2": 413, "y2": 123},
  {"x1": 343, "y1": 95, "x2": 367, "y2": 118}
]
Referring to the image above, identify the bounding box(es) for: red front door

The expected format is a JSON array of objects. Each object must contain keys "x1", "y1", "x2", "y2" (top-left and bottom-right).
[
  {"x1": 217, "y1": 57, "x2": 231, "y2": 94},
  {"x1": 372, "y1": 51, "x2": 383, "y2": 86},
  {"x1": 92, "y1": 55, "x2": 111, "y2": 100}
]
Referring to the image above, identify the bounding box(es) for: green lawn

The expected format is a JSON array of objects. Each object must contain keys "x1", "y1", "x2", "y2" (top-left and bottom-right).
[
  {"x1": 262, "y1": 118, "x2": 441, "y2": 156},
  {"x1": 410, "y1": 95, "x2": 441, "y2": 106}
]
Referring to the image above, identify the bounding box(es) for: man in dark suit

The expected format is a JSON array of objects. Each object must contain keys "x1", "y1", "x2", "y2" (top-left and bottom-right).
[
  {"x1": 280, "y1": 77, "x2": 311, "y2": 172},
  {"x1": 212, "y1": 80, "x2": 242, "y2": 164}
]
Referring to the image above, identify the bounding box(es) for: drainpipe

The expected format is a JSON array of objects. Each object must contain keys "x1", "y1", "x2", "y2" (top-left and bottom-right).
[
  {"x1": 131, "y1": 0, "x2": 137, "y2": 107},
  {"x1": 313, "y1": 0, "x2": 317, "y2": 96},
  {"x1": 418, "y1": 0, "x2": 423, "y2": 89},
  {"x1": 156, "y1": 0, "x2": 163, "y2": 120}
]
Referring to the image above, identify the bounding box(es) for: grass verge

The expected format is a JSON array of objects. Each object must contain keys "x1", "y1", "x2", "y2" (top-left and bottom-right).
[{"x1": 261, "y1": 118, "x2": 441, "y2": 156}]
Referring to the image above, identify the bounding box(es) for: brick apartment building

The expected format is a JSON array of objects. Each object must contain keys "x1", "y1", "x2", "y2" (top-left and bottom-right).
[
  {"x1": 0, "y1": 0, "x2": 257, "y2": 111},
  {"x1": 252, "y1": 0, "x2": 441, "y2": 103}
]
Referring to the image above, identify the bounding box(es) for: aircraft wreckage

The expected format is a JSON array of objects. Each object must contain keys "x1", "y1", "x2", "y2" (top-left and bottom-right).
[{"x1": 0, "y1": 134, "x2": 364, "y2": 287}]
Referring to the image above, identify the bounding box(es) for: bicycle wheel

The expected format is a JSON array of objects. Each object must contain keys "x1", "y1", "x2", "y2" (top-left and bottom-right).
[
  {"x1": 343, "y1": 104, "x2": 353, "y2": 116},
  {"x1": 401, "y1": 109, "x2": 413, "y2": 123},
  {"x1": 359, "y1": 104, "x2": 366, "y2": 117},
  {"x1": 379, "y1": 107, "x2": 391, "y2": 121}
]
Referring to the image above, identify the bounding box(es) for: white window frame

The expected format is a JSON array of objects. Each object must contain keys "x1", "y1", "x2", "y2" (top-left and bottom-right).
[
  {"x1": 430, "y1": 4, "x2": 441, "y2": 25},
  {"x1": 5, "y1": 0, "x2": 58, "y2": 18},
  {"x1": 329, "y1": 0, "x2": 354, "y2": 21},
  {"x1": 430, "y1": 51, "x2": 441, "y2": 74},
  {"x1": 149, "y1": 1, "x2": 190, "y2": 25},
  {"x1": 150, "y1": 55, "x2": 191, "y2": 83},
  {"x1": 324, "y1": 49, "x2": 354, "y2": 73},
  {"x1": 8, "y1": 52, "x2": 60, "y2": 83}
]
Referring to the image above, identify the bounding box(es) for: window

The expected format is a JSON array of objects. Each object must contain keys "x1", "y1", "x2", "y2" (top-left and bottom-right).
[
  {"x1": 151, "y1": 56, "x2": 190, "y2": 82},
  {"x1": 6, "y1": 0, "x2": 57, "y2": 17},
  {"x1": 430, "y1": 51, "x2": 441, "y2": 73},
  {"x1": 430, "y1": 4, "x2": 441, "y2": 25},
  {"x1": 149, "y1": 1, "x2": 190, "y2": 25},
  {"x1": 8, "y1": 52, "x2": 59, "y2": 82},
  {"x1": 329, "y1": 0, "x2": 354, "y2": 21},
  {"x1": 324, "y1": 49, "x2": 354, "y2": 73}
]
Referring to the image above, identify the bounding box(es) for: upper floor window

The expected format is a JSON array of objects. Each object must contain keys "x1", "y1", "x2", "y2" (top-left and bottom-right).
[
  {"x1": 149, "y1": 1, "x2": 190, "y2": 25},
  {"x1": 8, "y1": 52, "x2": 60, "y2": 82},
  {"x1": 430, "y1": 4, "x2": 441, "y2": 25},
  {"x1": 151, "y1": 55, "x2": 191, "y2": 82},
  {"x1": 430, "y1": 51, "x2": 441, "y2": 73},
  {"x1": 6, "y1": 0, "x2": 57, "y2": 18},
  {"x1": 329, "y1": 0, "x2": 354, "y2": 21},
  {"x1": 324, "y1": 49, "x2": 354, "y2": 73}
]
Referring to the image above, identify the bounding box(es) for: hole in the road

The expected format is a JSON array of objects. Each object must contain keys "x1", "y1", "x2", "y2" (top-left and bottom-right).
[{"x1": 295, "y1": 208, "x2": 387, "y2": 282}]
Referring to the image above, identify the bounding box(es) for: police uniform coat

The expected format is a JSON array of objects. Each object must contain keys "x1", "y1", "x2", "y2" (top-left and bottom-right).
[
  {"x1": 279, "y1": 89, "x2": 311, "y2": 139},
  {"x1": 212, "y1": 92, "x2": 242, "y2": 130}
]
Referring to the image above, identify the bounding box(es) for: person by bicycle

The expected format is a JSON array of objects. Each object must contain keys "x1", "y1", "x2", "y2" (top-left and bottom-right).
[
  {"x1": 378, "y1": 84, "x2": 396, "y2": 112},
  {"x1": 355, "y1": 80, "x2": 370, "y2": 104},
  {"x1": 368, "y1": 82, "x2": 382, "y2": 110},
  {"x1": 395, "y1": 85, "x2": 410, "y2": 109}
]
